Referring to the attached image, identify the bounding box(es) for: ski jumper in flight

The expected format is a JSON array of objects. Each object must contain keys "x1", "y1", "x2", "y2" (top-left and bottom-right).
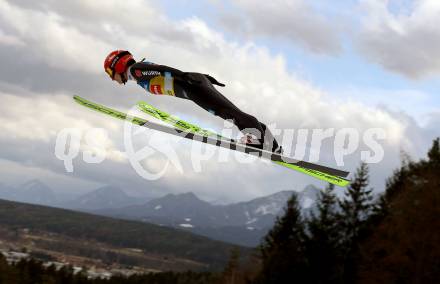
[{"x1": 104, "y1": 50, "x2": 282, "y2": 153}]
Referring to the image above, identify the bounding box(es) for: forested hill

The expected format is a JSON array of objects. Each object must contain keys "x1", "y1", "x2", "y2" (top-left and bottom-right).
[
  {"x1": 250, "y1": 138, "x2": 440, "y2": 284},
  {"x1": 0, "y1": 199, "x2": 250, "y2": 271},
  {"x1": 357, "y1": 138, "x2": 440, "y2": 283}
]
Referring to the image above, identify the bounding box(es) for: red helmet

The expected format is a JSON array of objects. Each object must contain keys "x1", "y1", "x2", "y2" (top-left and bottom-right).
[{"x1": 104, "y1": 50, "x2": 134, "y2": 79}]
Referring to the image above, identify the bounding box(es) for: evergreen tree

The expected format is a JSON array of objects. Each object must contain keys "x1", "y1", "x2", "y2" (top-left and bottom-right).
[
  {"x1": 306, "y1": 183, "x2": 343, "y2": 283},
  {"x1": 427, "y1": 138, "x2": 440, "y2": 166},
  {"x1": 338, "y1": 162, "x2": 374, "y2": 283},
  {"x1": 357, "y1": 138, "x2": 440, "y2": 283},
  {"x1": 0, "y1": 254, "x2": 19, "y2": 284},
  {"x1": 374, "y1": 156, "x2": 411, "y2": 221},
  {"x1": 221, "y1": 247, "x2": 241, "y2": 284},
  {"x1": 377, "y1": 137, "x2": 440, "y2": 220},
  {"x1": 339, "y1": 162, "x2": 374, "y2": 242},
  {"x1": 309, "y1": 184, "x2": 338, "y2": 234},
  {"x1": 256, "y1": 194, "x2": 308, "y2": 283}
]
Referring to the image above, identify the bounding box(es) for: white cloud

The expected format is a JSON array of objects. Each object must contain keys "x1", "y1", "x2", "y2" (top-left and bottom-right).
[
  {"x1": 0, "y1": 0, "x2": 111, "y2": 74},
  {"x1": 0, "y1": 158, "x2": 102, "y2": 195},
  {"x1": 0, "y1": 29, "x2": 25, "y2": 46},
  {"x1": 0, "y1": 0, "x2": 437, "y2": 202},
  {"x1": 0, "y1": 92, "x2": 126, "y2": 164},
  {"x1": 357, "y1": 0, "x2": 440, "y2": 79},
  {"x1": 0, "y1": 0, "x2": 203, "y2": 75},
  {"x1": 219, "y1": 0, "x2": 343, "y2": 55},
  {"x1": 332, "y1": 86, "x2": 438, "y2": 124}
]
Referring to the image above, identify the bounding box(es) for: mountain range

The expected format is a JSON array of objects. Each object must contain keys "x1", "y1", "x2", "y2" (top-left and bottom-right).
[
  {"x1": 0, "y1": 180, "x2": 57, "y2": 206},
  {"x1": 94, "y1": 185, "x2": 320, "y2": 246},
  {"x1": 0, "y1": 179, "x2": 321, "y2": 246},
  {"x1": 0, "y1": 180, "x2": 147, "y2": 210},
  {"x1": 62, "y1": 185, "x2": 146, "y2": 210}
]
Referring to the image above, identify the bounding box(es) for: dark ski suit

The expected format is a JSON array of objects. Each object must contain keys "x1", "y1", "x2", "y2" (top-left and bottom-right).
[{"x1": 128, "y1": 61, "x2": 280, "y2": 151}]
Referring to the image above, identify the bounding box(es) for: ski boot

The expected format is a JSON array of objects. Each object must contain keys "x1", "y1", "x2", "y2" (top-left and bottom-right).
[
  {"x1": 272, "y1": 145, "x2": 283, "y2": 155},
  {"x1": 240, "y1": 133, "x2": 283, "y2": 155},
  {"x1": 240, "y1": 133, "x2": 261, "y2": 147}
]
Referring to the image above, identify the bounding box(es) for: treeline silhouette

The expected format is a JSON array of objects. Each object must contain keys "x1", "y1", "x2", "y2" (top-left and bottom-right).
[
  {"x1": 0, "y1": 257, "x2": 221, "y2": 284},
  {"x1": 1, "y1": 138, "x2": 439, "y2": 284},
  {"x1": 250, "y1": 137, "x2": 440, "y2": 284}
]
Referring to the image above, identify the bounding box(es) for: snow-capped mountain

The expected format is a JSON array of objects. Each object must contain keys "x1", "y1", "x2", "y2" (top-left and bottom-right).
[
  {"x1": 224, "y1": 190, "x2": 295, "y2": 229},
  {"x1": 297, "y1": 184, "x2": 320, "y2": 209},
  {"x1": 66, "y1": 186, "x2": 145, "y2": 211},
  {"x1": 97, "y1": 186, "x2": 321, "y2": 247},
  {"x1": 0, "y1": 180, "x2": 321, "y2": 246},
  {"x1": 103, "y1": 192, "x2": 222, "y2": 226}
]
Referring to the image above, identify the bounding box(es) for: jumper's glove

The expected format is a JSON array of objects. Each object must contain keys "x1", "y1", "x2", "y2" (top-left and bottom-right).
[{"x1": 205, "y1": 74, "x2": 226, "y2": 87}]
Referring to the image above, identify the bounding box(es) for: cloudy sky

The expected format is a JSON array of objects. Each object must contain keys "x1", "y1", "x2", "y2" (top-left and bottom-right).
[{"x1": 0, "y1": 0, "x2": 439, "y2": 203}]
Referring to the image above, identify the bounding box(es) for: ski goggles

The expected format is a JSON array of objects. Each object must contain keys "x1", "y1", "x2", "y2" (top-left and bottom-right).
[{"x1": 105, "y1": 67, "x2": 114, "y2": 79}]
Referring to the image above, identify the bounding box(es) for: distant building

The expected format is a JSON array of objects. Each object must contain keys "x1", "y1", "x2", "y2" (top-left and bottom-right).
[{"x1": 1, "y1": 251, "x2": 30, "y2": 264}]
